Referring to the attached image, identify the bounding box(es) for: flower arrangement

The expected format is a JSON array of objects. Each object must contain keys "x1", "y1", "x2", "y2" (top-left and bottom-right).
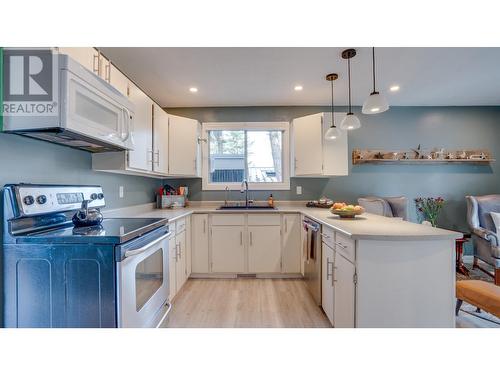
[{"x1": 414, "y1": 197, "x2": 445, "y2": 227}]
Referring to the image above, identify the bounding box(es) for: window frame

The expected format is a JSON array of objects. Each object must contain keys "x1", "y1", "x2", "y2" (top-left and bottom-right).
[{"x1": 201, "y1": 122, "x2": 290, "y2": 191}]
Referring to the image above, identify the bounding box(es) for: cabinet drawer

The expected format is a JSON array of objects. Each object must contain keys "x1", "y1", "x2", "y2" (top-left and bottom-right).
[
  {"x1": 335, "y1": 232, "x2": 355, "y2": 263},
  {"x1": 321, "y1": 225, "x2": 335, "y2": 249},
  {"x1": 247, "y1": 214, "x2": 281, "y2": 226},
  {"x1": 175, "y1": 217, "x2": 186, "y2": 233},
  {"x1": 211, "y1": 214, "x2": 245, "y2": 226}
]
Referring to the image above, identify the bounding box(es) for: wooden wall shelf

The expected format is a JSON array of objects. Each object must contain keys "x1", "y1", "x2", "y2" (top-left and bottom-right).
[{"x1": 352, "y1": 149, "x2": 494, "y2": 165}]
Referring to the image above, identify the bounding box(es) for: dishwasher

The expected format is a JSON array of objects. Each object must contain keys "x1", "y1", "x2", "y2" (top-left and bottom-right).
[{"x1": 303, "y1": 218, "x2": 322, "y2": 305}]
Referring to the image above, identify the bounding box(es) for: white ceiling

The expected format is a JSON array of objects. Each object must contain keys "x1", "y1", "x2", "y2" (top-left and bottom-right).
[{"x1": 99, "y1": 47, "x2": 500, "y2": 107}]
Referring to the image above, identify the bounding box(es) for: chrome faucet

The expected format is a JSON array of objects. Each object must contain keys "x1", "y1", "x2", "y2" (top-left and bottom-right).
[{"x1": 240, "y1": 179, "x2": 249, "y2": 207}]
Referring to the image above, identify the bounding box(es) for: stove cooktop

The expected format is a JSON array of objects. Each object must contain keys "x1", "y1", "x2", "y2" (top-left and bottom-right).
[{"x1": 16, "y1": 217, "x2": 169, "y2": 244}]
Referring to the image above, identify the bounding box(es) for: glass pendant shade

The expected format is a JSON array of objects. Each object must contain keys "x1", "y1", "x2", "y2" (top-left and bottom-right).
[
  {"x1": 362, "y1": 92, "x2": 389, "y2": 114},
  {"x1": 325, "y1": 126, "x2": 341, "y2": 140},
  {"x1": 340, "y1": 113, "x2": 361, "y2": 130}
]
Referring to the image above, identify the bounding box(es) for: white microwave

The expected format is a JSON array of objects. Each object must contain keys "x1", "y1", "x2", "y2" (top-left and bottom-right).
[{"x1": 4, "y1": 53, "x2": 135, "y2": 152}]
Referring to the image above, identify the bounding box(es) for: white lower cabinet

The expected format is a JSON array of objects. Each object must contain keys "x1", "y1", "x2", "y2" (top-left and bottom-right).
[
  {"x1": 211, "y1": 226, "x2": 246, "y2": 273},
  {"x1": 322, "y1": 242, "x2": 335, "y2": 326},
  {"x1": 175, "y1": 229, "x2": 187, "y2": 292},
  {"x1": 193, "y1": 213, "x2": 300, "y2": 275},
  {"x1": 321, "y1": 225, "x2": 356, "y2": 328},
  {"x1": 168, "y1": 235, "x2": 177, "y2": 302},
  {"x1": 168, "y1": 218, "x2": 190, "y2": 301},
  {"x1": 192, "y1": 214, "x2": 210, "y2": 273},
  {"x1": 282, "y1": 214, "x2": 301, "y2": 273},
  {"x1": 333, "y1": 252, "x2": 356, "y2": 328},
  {"x1": 248, "y1": 226, "x2": 281, "y2": 273}
]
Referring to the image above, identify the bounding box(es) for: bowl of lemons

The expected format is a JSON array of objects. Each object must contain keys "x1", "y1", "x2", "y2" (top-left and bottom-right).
[{"x1": 330, "y1": 202, "x2": 365, "y2": 219}]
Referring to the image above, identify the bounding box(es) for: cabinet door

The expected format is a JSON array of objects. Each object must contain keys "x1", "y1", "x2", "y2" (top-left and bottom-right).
[
  {"x1": 185, "y1": 217, "x2": 192, "y2": 277},
  {"x1": 175, "y1": 231, "x2": 187, "y2": 292},
  {"x1": 58, "y1": 47, "x2": 97, "y2": 73},
  {"x1": 211, "y1": 226, "x2": 245, "y2": 273},
  {"x1": 292, "y1": 113, "x2": 323, "y2": 176},
  {"x1": 128, "y1": 83, "x2": 153, "y2": 171},
  {"x1": 109, "y1": 63, "x2": 130, "y2": 97},
  {"x1": 168, "y1": 114, "x2": 199, "y2": 176},
  {"x1": 99, "y1": 54, "x2": 111, "y2": 82},
  {"x1": 322, "y1": 243, "x2": 335, "y2": 326},
  {"x1": 168, "y1": 236, "x2": 177, "y2": 301},
  {"x1": 153, "y1": 104, "x2": 169, "y2": 174},
  {"x1": 322, "y1": 112, "x2": 348, "y2": 176},
  {"x1": 248, "y1": 226, "x2": 281, "y2": 273},
  {"x1": 192, "y1": 214, "x2": 209, "y2": 273},
  {"x1": 333, "y1": 252, "x2": 356, "y2": 328},
  {"x1": 282, "y1": 214, "x2": 301, "y2": 273}
]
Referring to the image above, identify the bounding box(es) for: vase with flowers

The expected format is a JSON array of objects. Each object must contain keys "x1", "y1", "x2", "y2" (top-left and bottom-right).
[{"x1": 414, "y1": 197, "x2": 445, "y2": 227}]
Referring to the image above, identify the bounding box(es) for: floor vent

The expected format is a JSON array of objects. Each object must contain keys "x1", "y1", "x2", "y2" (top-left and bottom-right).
[{"x1": 237, "y1": 274, "x2": 257, "y2": 278}]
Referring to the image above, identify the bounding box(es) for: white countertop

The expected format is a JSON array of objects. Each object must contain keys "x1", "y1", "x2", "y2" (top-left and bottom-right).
[{"x1": 104, "y1": 202, "x2": 462, "y2": 241}]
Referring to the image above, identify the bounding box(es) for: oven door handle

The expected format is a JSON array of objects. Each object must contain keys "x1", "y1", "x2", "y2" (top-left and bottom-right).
[{"x1": 124, "y1": 232, "x2": 171, "y2": 258}]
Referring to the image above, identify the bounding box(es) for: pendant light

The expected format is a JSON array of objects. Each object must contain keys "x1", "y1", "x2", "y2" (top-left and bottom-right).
[
  {"x1": 362, "y1": 47, "x2": 389, "y2": 114},
  {"x1": 340, "y1": 49, "x2": 361, "y2": 130},
  {"x1": 325, "y1": 73, "x2": 341, "y2": 140}
]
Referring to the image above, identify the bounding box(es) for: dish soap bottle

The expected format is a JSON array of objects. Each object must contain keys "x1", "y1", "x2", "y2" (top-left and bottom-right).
[{"x1": 268, "y1": 194, "x2": 274, "y2": 207}]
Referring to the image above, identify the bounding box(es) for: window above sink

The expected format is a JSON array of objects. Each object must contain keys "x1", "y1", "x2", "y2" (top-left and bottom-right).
[{"x1": 201, "y1": 122, "x2": 290, "y2": 191}]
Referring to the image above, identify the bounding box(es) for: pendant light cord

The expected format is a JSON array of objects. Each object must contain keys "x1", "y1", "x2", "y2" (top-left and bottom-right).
[
  {"x1": 348, "y1": 57, "x2": 352, "y2": 113},
  {"x1": 330, "y1": 79, "x2": 335, "y2": 127},
  {"x1": 372, "y1": 47, "x2": 376, "y2": 93}
]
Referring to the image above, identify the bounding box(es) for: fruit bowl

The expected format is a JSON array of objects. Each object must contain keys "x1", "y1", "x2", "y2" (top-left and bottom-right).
[{"x1": 330, "y1": 203, "x2": 365, "y2": 219}]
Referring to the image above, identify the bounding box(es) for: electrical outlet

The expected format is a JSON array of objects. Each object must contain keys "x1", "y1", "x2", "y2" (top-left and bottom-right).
[
  {"x1": 296, "y1": 186, "x2": 302, "y2": 195},
  {"x1": 119, "y1": 186, "x2": 124, "y2": 198}
]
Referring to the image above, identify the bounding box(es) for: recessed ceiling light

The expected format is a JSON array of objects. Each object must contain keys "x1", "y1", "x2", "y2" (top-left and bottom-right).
[
  {"x1": 189, "y1": 87, "x2": 198, "y2": 93},
  {"x1": 370, "y1": 107, "x2": 380, "y2": 112},
  {"x1": 389, "y1": 85, "x2": 400, "y2": 92},
  {"x1": 294, "y1": 85, "x2": 303, "y2": 91}
]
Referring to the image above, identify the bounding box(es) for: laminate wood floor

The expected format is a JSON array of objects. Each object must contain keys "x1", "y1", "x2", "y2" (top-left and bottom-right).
[{"x1": 163, "y1": 278, "x2": 332, "y2": 328}]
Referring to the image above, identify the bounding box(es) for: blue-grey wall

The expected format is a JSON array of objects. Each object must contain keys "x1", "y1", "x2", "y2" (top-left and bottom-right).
[
  {"x1": 0, "y1": 133, "x2": 160, "y2": 209},
  {"x1": 166, "y1": 106, "x2": 500, "y2": 235}
]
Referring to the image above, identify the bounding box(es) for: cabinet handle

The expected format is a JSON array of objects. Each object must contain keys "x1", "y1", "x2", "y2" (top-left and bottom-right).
[
  {"x1": 175, "y1": 243, "x2": 179, "y2": 261},
  {"x1": 326, "y1": 258, "x2": 334, "y2": 286},
  {"x1": 250, "y1": 231, "x2": 253, "y2": 246},
  {"x1": 92, "y1": 53, "x2": 100, "y2": 74},
  {"x1": 203, "y1": 219, "x2": 206, "y2": 234},
  {"x1": 240, "y1": 231, "x2": 243, "y2": 245},
  {"x1": 147, "y1": 150, "x2": 153, "y2": 163},
  {"x1": 335, "y1": 242, "x2": 347, "y2": 249},
  {"x1": 285, "y1": 218, "x2": 288, "y2": 233},
  {"x1": 154, "y1": 150, "x2": 160, "y2": 165},
  {"x1": 320, "y1": 233, "x2": 330, "y2": 239},
  {"x1": 105, "y1": 62, "x2": 111, "y2": 83},
  {"x1": 178, "y1": 242, "x2": 182, "y2": 259}
]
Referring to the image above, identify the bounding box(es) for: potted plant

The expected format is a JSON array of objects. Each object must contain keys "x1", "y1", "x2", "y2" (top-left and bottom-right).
[{"x1": 414, "y1": 197, "x2": 445, "y2": 227}]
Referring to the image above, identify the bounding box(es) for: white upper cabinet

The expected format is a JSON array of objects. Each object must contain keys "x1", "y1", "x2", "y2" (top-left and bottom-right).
[
  {"x1": 168, "y1": 114, "x2": 200, "y2": 177},
  {"x1": 128, "y1": 83, "x2": 153, "y2": 171},
  {"x1": 57, "y1": 47, "x2": 98, "y2": 74},
  {"x1": 292, "y1": 113, "x2": 323, "y2": 175},
  {"x1": 292, "y1": 112, "x2": 348, "y2": 177},
  {"x1": 109, "y1": 64, "x2": 130, "y2": 97},
  {"x1": 153, "y1": 104, "x2": 170, "y2": 175}
]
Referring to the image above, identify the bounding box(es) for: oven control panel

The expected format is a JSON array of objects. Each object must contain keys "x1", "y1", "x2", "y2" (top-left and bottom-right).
[{"x1": 15, "y1": 185, "x2": 105, "y2": 217}]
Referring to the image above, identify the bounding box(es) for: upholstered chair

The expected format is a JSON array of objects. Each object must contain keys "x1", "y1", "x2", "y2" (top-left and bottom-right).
[
  {"x1": 466, "y1": 195, "x2": 500, "y2": 285},
  {"x1": 357, "y1": 196, "x2": 409, "y2": 221}
]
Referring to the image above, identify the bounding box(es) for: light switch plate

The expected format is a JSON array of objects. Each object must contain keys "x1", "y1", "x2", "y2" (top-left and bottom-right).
[
  {"x1": 119, "y1": 186, "x2": 124, "y2": 198},
  {"x1": 296, "y1": 186, "x2": 302, "y2": 195}
]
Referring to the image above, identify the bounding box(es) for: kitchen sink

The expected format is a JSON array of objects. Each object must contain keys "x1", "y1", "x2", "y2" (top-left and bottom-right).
[{"x1": 217, "y1": 205, "x2": 276, "y2": 210}]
